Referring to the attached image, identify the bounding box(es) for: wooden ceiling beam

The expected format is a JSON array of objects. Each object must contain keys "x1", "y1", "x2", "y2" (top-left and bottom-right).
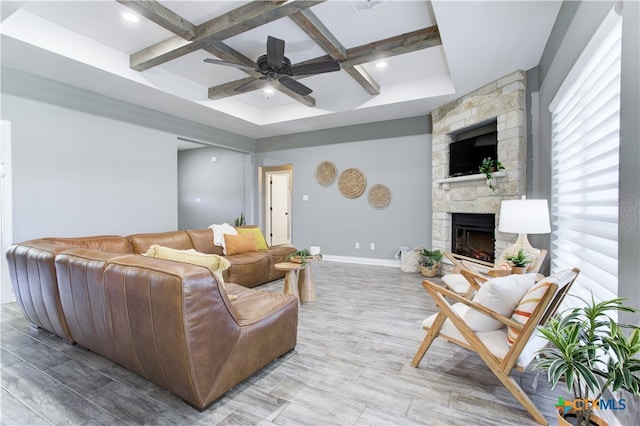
[
  {"x1": 341, "y1": 25, "x2": 441, "y2": 68},
  {"x1": 204, "y1": 42, "x2": 316, "y2": 106},
  {"x1": 206, "y1": 75, "x2": 315, "y2": 108},
  {"x1": 344, "y1": 65, "x2": 380, "y2": 95},
  {"x1": 117, "y1": 1, "x2": 196, "y2": 40},
  {"x1": 206, "y1": 26, "x2": 440, "y2": 102},
  {"x1": 130, "y1": 0, "x2": 325, "y2": 72},
  {"x1": 290, "y1": 9, "x2": 380, "y2": 95}
]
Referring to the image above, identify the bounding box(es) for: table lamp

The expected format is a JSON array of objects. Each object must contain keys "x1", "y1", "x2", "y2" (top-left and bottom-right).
[{"x1": 497, "y1": 196, "x2": 551, "y2": 267}]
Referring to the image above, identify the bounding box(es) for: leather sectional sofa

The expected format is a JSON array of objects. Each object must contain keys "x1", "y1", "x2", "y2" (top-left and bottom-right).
[{"x1": 5, "y1": 228, "x2": 298, "y2": 410}]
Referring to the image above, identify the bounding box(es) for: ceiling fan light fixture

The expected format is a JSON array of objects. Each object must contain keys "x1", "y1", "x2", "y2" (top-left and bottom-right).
[{"x1": 121, "y1": 12, "x2": 140, "y2": 23}]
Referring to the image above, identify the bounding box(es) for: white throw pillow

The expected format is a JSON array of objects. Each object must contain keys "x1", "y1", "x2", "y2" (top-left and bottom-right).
[{"x1": 463, "y1": 274, "x2": 536, "y2": 331}]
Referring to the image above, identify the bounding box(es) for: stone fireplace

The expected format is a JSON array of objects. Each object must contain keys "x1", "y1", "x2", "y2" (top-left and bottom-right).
[{"x1": 431, "y1": 70, "x2": 527, "y2": 273}]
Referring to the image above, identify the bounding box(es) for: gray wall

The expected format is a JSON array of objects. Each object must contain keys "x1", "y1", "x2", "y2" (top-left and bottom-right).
[
  {"x1": 1, "y1": 69, "x2": 254, "y2": 242},
  {"x1": 256, "y1": 117, "x2": 432, "y2": 260},
  {"x1": 534, "y1": 0, "x2": 639, "y2": 325},
  {"x1": 3, "y1": 92, "x2": 177, "y2": 241},
  {"x1": 178, "y1": 146, "x2": 249, "y2": 230}
]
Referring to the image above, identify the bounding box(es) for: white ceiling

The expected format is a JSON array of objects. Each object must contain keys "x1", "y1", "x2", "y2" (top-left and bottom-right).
[{"x1": 0, "y1": 1, "x2": 561, "y2": 141}]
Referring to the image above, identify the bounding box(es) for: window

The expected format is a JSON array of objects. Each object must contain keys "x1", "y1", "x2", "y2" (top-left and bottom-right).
[{"x1": 549, "y1": 10, "x2": 622, "y2": 308}]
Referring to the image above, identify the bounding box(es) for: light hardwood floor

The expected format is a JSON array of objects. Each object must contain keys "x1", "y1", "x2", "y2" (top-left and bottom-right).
[{"x1": 1, "y1": 262, "x2": 570, "y2": 425}]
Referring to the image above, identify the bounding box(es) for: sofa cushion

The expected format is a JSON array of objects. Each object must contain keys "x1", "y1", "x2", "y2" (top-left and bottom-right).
[
  {"x1": 145, "y1": 244, "x2": 230, "y2": 289},
  {"x1": 236, "y1": 226, "x2": 268, "y2": 250},
  {"x1": 47, "y1": 236, "x2": 132, "y2": 253},
  {"x1": 186, "y1": 229, "x2": 224, "y2": 255},
  {"x1": 128, "y1": 231, "x2": 193, "y2": 254},
  {"x1": 224, "y1": 252, "x2": 271, "y2": 288},
  {"x1": 224, "y1": 233, "x2": 257, "y2": 255}
]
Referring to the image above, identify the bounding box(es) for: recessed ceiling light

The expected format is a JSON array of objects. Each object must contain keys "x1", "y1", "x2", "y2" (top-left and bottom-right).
[
  {"x1": 121, "y1": 12, "x2": 139, "y2": 23},
  {"x1": 264, "y1": 87, "x2": 275, "y2": 95},
  {"x1": 376, "y1": 61, "x2": 388, "y2": 68}
]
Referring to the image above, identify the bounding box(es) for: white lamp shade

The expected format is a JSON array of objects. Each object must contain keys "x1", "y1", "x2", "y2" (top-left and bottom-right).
[{"x1": 498, "y1": 199, "x2": 551, "y2": 234}]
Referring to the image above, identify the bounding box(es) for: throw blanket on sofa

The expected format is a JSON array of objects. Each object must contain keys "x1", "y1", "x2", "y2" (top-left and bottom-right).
[{"x1": 209, "y1": 223, "x2": 237, "y2": 254}]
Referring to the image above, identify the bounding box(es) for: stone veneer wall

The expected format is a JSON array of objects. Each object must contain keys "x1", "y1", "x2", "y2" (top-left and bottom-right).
[{"x1": 431, "y1": 70, "x2": 527, "y2": 272}]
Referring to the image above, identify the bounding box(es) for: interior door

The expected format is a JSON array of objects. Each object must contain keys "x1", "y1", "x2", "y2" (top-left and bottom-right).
[{"x1": 268, "y1": 172, "x2": 290, "y2": 246}]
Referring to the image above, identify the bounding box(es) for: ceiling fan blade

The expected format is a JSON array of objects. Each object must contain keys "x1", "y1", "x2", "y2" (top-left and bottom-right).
[
  {"x1": 234, "y1": 78, "x2": 268, "y2": 93},
  {"x1": 267, "y1": 36, "x2": 285, "y2": 68},
  {"x1": 203, "y1": 58, "x2": 255, "y2": 72},
  {"x1": 278, "y1": 76, "x2": 313, "y2": 96},
  {"x1": 290, "y1": 60, "x2": 341, "y2": 76}
]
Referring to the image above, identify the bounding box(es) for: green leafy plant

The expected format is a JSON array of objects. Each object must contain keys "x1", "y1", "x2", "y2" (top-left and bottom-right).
[
  {"x1": 287, "y1": 248, "x2": 310, "y2": 266},
  {"x1": 419, "y1": 249, "x2": 443, "y2": 267},
  {"x1": 504, "y1": 249, "x2": 531, "y2": 267},
  {"x1": 234, "y1": 212, "x2": 245, "y2": 227},
  {"x1": 479, "y1": 157, "x2": 505, "y2": 191},
  {"x1": 534, "y1": 296, "x2": 640, "y2": 426}
]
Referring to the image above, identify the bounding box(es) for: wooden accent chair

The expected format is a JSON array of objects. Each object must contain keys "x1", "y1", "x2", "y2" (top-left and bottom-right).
[
  {"x1": 442, "y1": 249, "x2": 548, "y2": 297},
  {"x1": 411, "y1": 268, "x2": 579, "y2": 425}
]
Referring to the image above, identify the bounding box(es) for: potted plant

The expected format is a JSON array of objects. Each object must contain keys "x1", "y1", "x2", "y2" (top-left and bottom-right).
[
  {"x1": 234, "y1": 212, "x2": 245, "y2": 226},
  {"x1": 534, "y1": 296, "x2": 640, "y2": 426},
  {"x1": 419, "y1": 249, "x2": 443, "y2": 277},
  {"x1": 479, "y1": 157, "x2": 505, "y2": 191},
  {"x1": 504, "y1": 249, "x2": 530, "y2": 274},
  {"x1": 287, "y1": 248, "x2": 310, "y2": 265}
]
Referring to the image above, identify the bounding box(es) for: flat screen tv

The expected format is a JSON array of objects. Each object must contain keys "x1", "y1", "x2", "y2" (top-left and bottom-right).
[{"x1": 449, "y1": 131, "x2": 498, "y2": 177}]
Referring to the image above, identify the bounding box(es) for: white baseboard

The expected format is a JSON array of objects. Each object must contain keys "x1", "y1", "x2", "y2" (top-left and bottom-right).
[{"x1": 321, "y1": 255, "x2": 401, "y2": 268}]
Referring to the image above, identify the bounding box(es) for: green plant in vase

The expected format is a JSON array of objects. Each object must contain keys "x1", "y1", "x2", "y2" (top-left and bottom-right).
[
  {"x1": 419, "y1": 249, "x2": 443, "y2": 277},
  {"x1": 534, "y1": 296, "x2": 640, "y2": 426},
  {"x1": 504, "y1": 249, "x2": 531, "y2": 274},
  {"x1": 287, "y1": 248, "x2": 310, "y2": 266},
  {"x1": 479, "y1": 157, "x2": 505, "y2": 191},
  {"x1": 234, "y1": 212, "x2": 245, "y2": 226}
]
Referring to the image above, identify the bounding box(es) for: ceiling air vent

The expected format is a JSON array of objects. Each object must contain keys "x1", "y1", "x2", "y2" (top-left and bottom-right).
[{"x1": 348, "y1": 0, "x2": 383, "y2": 13}]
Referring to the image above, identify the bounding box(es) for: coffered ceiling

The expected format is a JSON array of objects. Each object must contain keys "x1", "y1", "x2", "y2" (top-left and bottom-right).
[{"x1": 0, "y1": 1, "x2": 562, "y2": 140}]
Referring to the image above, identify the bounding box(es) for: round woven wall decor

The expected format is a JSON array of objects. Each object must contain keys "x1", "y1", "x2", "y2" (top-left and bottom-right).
[
  {"x1": 315, "y1": 161, "x2": 337, "y2": 186},
  {"x1": 338, "y1": 168, "x2": 367, "y2": 199},
  {"x1": 368, "y1": 184, "x2": 391, "y2": 209}
]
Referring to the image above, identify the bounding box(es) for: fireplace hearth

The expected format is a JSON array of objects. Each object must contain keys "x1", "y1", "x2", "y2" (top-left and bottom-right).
[{"x1": 451, "y1": 213, "x2": 495, "y2": 263}]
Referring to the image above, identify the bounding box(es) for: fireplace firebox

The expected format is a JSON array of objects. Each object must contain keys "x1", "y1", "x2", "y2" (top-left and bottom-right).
[{"x1": 451, "y1": 213, "x2": 496, "y2": 263}]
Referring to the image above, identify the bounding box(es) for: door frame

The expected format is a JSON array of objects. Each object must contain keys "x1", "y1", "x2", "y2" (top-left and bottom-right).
[{"x1": 261, "y1": 165, "x2": 292, "y2": 246}]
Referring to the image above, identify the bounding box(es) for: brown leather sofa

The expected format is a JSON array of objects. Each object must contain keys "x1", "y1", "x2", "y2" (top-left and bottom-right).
[{"x1": 5, "y1": 229, "x2": 298, "y2": 410}]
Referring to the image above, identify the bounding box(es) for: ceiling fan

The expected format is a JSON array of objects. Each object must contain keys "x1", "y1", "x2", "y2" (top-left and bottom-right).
[{"x1": 204, "y1": 36, "x2": 341, "y2": 96}]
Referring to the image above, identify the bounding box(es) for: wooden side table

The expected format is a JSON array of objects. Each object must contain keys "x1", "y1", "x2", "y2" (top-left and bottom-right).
[
  {"x1": 274, "y1": 262, "x2": 305, "y2": 305},
  {"x1": 297, "y1": 260, "x2": 317, "y2": 303}
]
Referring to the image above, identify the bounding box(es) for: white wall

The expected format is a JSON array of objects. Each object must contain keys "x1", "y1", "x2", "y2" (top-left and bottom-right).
[{"x1": 3, "y1": 93, "x2": 178, "y2": 241}]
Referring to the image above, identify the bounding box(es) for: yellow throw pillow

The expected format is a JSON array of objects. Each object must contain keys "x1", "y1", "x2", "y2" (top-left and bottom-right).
[
  {"x1": 224, "y1": 233, "x2": 257, "y2": 255},
  {"x1": 144, "y1": 244, "x2": 231, "y2": 290},
  {"x1": 236, "y1": 226, "x2": 268, "y2": 250}
]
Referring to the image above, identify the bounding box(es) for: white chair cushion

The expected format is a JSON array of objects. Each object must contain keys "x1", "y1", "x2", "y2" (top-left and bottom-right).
[
  {"x1": 463, "y1": 274, "x2": 536, "y2": 331},
  {"x1": 422, "y1": 303, "x2": 537, "y2": 369},
  {"x1": 441, "y1": 273, "x2": 471, "y2": 294}
]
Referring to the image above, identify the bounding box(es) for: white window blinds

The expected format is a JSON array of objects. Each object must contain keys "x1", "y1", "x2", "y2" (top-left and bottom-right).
[{"x1": 549, "y1": 11, "x2": 622, "y2": 308}]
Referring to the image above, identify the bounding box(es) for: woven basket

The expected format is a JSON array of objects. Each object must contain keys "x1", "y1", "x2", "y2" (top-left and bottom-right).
[
  {"x1": 400, "y1": 248, "x2": 422, "y2": 273},
  {"x1": 338, "y1": 168, "x2": 367, "y2": 199}
]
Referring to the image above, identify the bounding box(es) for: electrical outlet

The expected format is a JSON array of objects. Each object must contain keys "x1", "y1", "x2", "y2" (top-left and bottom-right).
[
  {"x1": 370, "y1": 243, "x2": 375, "y2": 250},
  {"x1": 355, "y1": 242, "x2": 360, "y2": 249}
]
